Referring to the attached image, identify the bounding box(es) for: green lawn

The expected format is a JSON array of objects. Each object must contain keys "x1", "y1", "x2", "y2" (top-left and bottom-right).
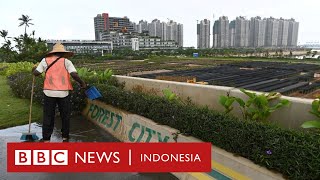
[{"x1": 0, "y1": 76, "x2": 42, "y2": 129}]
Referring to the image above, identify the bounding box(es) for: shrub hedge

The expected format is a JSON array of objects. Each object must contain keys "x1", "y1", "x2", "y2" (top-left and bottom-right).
[
  {"x1": 7, "y1": 72, "x2": 124, "y2": 114},
  {"x1": 7, "y1": 72, "x2": 320, "y2": 180},
  {"x1": 8, "y1": 73, "x2": 87, "y2": 115},
  {"x1": 95, "y1": 84, "x2": 320, "y2": 180}
]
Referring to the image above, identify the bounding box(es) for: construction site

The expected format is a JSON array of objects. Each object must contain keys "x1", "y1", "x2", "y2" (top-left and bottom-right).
[{"x1": 132, "y1": 61, "x2": 320, "y2": 99}]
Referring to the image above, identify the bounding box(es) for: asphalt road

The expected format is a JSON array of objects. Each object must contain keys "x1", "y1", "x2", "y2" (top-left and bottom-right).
[{"x1": 0, "y1": 116, "x2": 178, "y2": 180}]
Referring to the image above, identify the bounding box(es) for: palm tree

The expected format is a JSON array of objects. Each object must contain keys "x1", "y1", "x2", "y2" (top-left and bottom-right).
[
  {"x1": 0, "y1": 30, "x2": 8, "y2": 41},
  {"x1": 18, "y1": 14, "x2": 34, "y2": 35},
  {"x1": 0, "y1": 30, "x2": 12, "y2": 63}
]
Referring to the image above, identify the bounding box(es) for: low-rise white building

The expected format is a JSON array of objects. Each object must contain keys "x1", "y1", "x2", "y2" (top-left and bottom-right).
[
  {"x1": 101, "y1": 32, "x2": 133, "y2": 49},
  {"x1": 46, "y1": 40, "x2": 113, "y2": 56},
  {"x1": 139, "y1": 35, "x2": 178, "y2": 50},
  {"x1": 101, "y1": 31, "x2": 178, "y2": 50},
  {"x1": 131, "y1": 38, "x2": 139, "y2": 51}
]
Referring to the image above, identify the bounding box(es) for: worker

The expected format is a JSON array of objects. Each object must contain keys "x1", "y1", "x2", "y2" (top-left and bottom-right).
[{"x1": 32, "y1": 42, "x2": 86, "y2": 142}]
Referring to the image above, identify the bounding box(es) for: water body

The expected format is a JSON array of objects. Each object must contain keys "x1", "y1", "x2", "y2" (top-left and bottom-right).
[{"x1": 0, "y1": 116, "x2": 177, "y2": 180}]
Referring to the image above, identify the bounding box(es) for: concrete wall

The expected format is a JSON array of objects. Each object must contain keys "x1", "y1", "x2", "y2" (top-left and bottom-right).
[
  {"x1": 83, "y1": 100, "x2": 179, "y2": 143},
  {"x1": 83, "y1": 99, "x2": 284, "y2": 180},
  {"x1": 115, "y1": 75, "x2": 315, "y2": 129}
]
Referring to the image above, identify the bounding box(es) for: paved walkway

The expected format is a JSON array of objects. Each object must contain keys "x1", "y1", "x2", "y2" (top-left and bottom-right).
[{"x1": 0, "y1": 116, "x2": 177, "y2": 180}]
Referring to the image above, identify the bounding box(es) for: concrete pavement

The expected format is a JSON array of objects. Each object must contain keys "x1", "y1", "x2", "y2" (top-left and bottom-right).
[{"x1": 0, "y1": 116, "x2": 177, "y2": 180}]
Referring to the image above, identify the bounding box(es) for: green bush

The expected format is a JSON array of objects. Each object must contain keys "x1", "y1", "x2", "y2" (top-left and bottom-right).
[
  {"x1": 0, "y1": 62, "x2": 34, "y2": 77},
  {"x1": 7, "y1": 72, "x2": 87, "y2": 115},
  {"x1": 302, "y1": 98, "x2": 320, "y2": 130},
  {"x1": 7, "y1": 71, "x2": 124, "y2": 115},
  {"x1": 76, "y1": 67, "x2": 125, "y2": 89},
  {"x1": 95, "y1": 84, "x2": 320, "y2": 180},
  {"x1": 219, "y1": 89, "x2": 290, "y2": 122},
  {"x1": 7, "y1": 72, "x2": 320, "y2": 180}
]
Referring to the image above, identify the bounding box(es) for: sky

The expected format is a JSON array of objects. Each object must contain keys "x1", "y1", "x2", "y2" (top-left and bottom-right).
[{"x1": 0, "y1": 0, "x2": 319, "y2": 47}]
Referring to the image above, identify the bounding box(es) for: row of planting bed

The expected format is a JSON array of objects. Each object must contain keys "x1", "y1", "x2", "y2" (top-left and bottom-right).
[{"x1": 134, "y1": 61, "x2": 320, "y2": 95}]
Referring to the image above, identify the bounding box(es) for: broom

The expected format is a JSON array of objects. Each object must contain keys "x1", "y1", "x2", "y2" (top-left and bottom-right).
[{"x1": 20, "y1": 75, "x2": 39, "y2": 141}]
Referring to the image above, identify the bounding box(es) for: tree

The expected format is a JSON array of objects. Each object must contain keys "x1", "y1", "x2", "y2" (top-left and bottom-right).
[
  {"x1": 31, "y1": 30, "x2": 35, "y2": 39},
  {"x1": 0, "y1": 30, "x2": 8, "y2": 42},
  {"x1": 18, "y1": 14, "x2": 34, "y2": 35},
  {"x1": 0, "y1": 30, "x2": 15, "y2": 62},
  {"x1": 13, "y1": 34, "x2": 47, "y2": 62},
  {"x1": 0, "y1": 16, "x2": 46, "y2": 62}
]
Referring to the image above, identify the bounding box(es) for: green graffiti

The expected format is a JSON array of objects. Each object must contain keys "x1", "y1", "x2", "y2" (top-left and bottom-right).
[
  {"x1": 157, "y1": 132, "x2": 170, "y2": 142},
  {"x1": 87, "y1": 104, "x2": 122, "y2": 131},
  {"x1": 136, "y1": 125, "x2": 145, "y2": 142},
  {"x1": 90, "y1": 105, "x2": 100, "y2": 119},
  {"x1": 106, "y1": 112, "x2": 114, "y2": 128},
  {"x1": 100, "y1": 109, "x2": 109, "y2": 124},
  {"x1": 128, "y1": 122, "x2": 170, "y2": 143},
  {"x1": 87, "y1": 104, "x2": 95, "y2": 117},
  {"x1": 87, "y1": 103, "x2": 170, "y2": 142},
  {"x1": 101, "y1": 109, "x2": 110, "y2": 124},
  {"x1": 128, "y1": 122, "x2": 139, "y2": 142},
  {"x1": 114, "y1": 115, "x2": 122, "y2": 131},
  {"x1": 97, "y1": 108, "x2": 104, "y2": 122},
  {"x1": 145, "y1": 127, "x2": 156, "y2": 142}
]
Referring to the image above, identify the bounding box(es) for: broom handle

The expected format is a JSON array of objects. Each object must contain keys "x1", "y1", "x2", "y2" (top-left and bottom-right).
[{"x1": 28, "y1": 75, "x2": 35, "y2": 133}]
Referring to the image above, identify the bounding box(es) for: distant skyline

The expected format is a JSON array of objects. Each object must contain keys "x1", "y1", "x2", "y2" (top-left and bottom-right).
[{"x1": 0, "y1": 0, "x2": 319, "y2": 47}]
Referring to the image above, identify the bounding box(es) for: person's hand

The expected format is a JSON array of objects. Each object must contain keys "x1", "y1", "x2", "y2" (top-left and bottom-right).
[
  {"x1": 31, "y1": 63, "x2": 39, "y2": 74},
  {"x1": 81, "y1": 82, "x2": 87, "y2": 89},
  {"x1": 33, "y1": 62, "x2": 39, "y2": 67}
]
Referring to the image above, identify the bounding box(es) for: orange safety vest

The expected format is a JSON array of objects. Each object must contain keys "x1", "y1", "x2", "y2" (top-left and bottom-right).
[{"x1": 43, "y1": 56, "x2": 73, "y2": 91}]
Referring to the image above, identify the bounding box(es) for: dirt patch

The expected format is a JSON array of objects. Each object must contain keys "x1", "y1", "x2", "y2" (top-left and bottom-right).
[
  {"x1": 186, "y1": 64, "x2": 202, "y2": 67},
  {"x1": 289, "y1": 89, "x2": 320, "y2": 99},
  {"x1": 126, "y1": 69, "x2": 173, "y2": 76},
  {"x1": 303, "y1": 89, "x2": 320, "y2": 99},
  {"x1": 155, "y1": 76, "x2": 196, "y2": 82}
]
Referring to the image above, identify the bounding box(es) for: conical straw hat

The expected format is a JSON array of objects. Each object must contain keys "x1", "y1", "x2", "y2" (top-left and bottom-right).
[{"x1": 46, "y1": 42, "x2": 74, "y2": 58}]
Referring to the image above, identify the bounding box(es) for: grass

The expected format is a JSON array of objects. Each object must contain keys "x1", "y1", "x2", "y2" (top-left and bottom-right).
[
  {"x1": 0, "y1": 63, "x2": 8, "y2": 68},
  {"x1": 75, "y1": 57, "x2": 232, "y2": 75},
  {"x1": 0, "y1": 75, "x2": 42, "y2": 129}
]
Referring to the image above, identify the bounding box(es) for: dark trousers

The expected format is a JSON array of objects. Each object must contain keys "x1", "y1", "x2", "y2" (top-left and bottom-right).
[{"x1": 43, "y1": 94, "x2": 71, "y2": 140}]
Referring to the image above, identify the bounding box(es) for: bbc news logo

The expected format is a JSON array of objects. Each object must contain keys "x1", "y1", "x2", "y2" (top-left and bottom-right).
[
  {"x1": 7, "y1": 142, "x2": 211, "y2": 172},
  {"x1": 15, "y1": 150, "x2": 68, "y2": 165},
  {"x1": 14, "y1": 149, "x2": 120, "y2": 166}
]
